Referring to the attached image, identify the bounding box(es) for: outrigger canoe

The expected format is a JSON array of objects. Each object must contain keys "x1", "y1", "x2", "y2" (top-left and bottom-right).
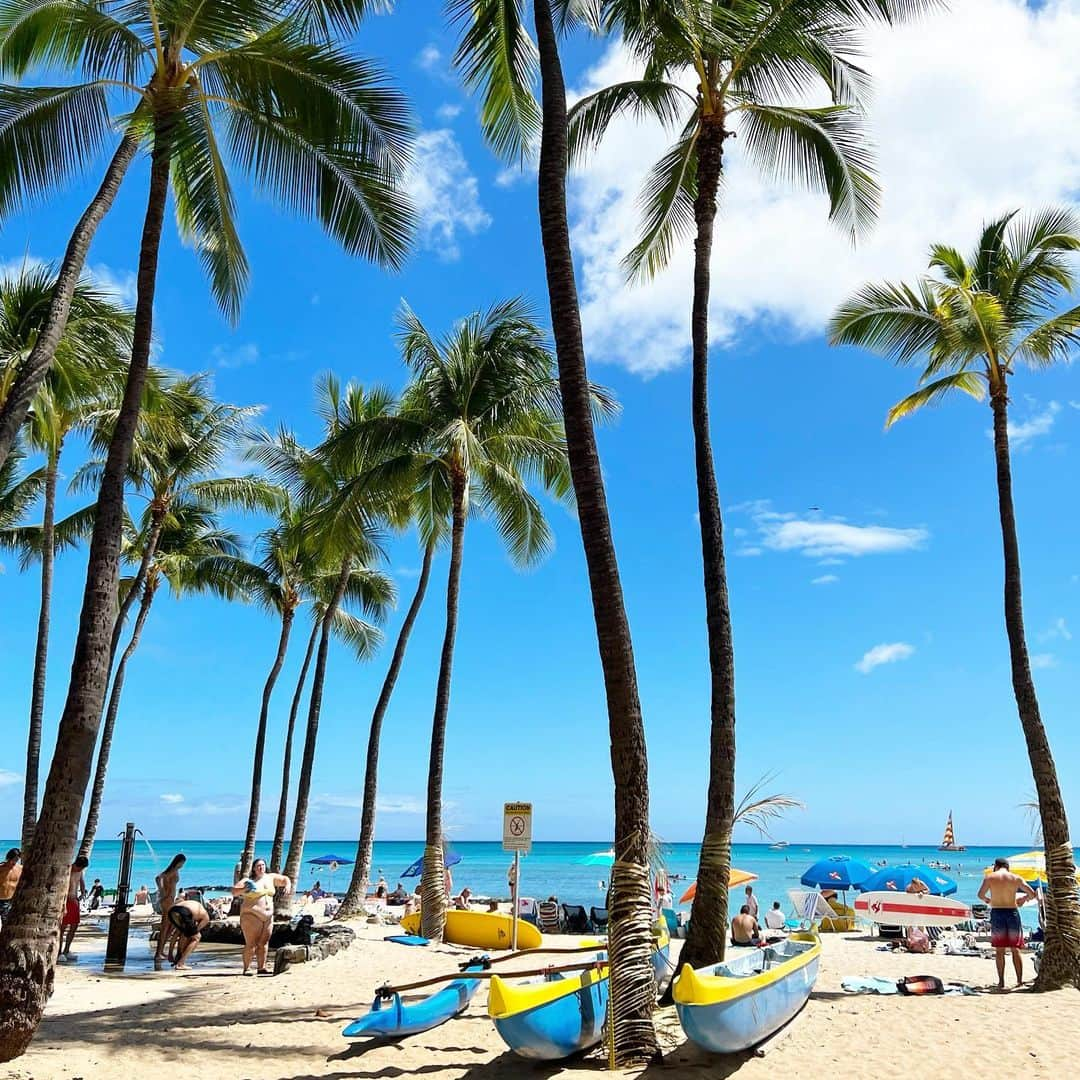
[
  {"x1": 489, "y1": 922, "x2": 671, "y2": 1061},
  {"x1": 673, "y1": 932, "x2": 820, "y2": 1054},
  {"x1": 400, "y1": 909, "x2": 543, "y2": 951},
  {"x1": 342, "y1": 959, "x2": 489, "y2": 1039}
]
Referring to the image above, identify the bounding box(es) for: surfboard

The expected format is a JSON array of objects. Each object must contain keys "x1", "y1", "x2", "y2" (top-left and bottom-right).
[
  {"x1": 854, "y1": 892, "x2": 971, "y2": 927},
  {"x1": 400, "y1": 910, "x2": 543, "y2": 950}
]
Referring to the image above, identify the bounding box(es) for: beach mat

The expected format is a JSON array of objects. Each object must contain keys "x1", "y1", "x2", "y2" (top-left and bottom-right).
[{"x1": 385, "y1": 934, "x2": 429, "y2": 946}]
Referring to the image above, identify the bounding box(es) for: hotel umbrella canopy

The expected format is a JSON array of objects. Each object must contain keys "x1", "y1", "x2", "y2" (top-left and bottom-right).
[
  {"x1": 859, "y1": 864, "x2": 957, "y2": 896},
  {"x1": 982, "y1": 850, "x2": 1080, "y2": 889},
  {"x1": 800, "y1": 855, "x2": 873, "y2": 891},
  {"x1": 308, "y1": 853, "x2": 353, "y2": 888},
  {"x1": 678, "y1": 868, "x2": 758, "y2": 905},
  {"x1": 401, "y1": 850, "x2": 463, "y2": 878}
]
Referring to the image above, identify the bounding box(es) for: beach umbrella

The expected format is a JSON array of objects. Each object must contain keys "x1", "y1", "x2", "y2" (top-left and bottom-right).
[
  {"x1": 308, "y1": 854, "x2": 354, "y2": 866},
  {"x1": 401, "y1": 850, "x2": 462, "y2": 878},
  {"x1": 859, "y1": 864, "x2": 957, "y2": 896},
  {"x1": 579, "y1": 850, "x2": 616, "y2": 867},
  {"x1": 800, "y1": 855, "x2": 872, "y2": 891},
  {"x1": 980, "y1": 850, "x2": 1080, "y2": 889},
  {"x1": 678, "y1": 868, "x2": 757, "y2": 905}
]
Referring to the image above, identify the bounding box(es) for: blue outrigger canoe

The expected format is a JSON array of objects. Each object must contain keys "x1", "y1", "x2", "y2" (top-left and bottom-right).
[
  {"x1": 342, "y1": 959, "x2": 489, "y2": 1040},
  {"x1": 489, "y1": 923, "x2": 671, "y2": 1061},
  {"x1": 673, "y1": 932, "x2": 820, "y2": 1054}
]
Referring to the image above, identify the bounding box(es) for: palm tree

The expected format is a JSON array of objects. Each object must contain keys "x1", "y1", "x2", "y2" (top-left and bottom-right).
[
  {"x1": 0, "y1": 265, "x2": 133, "y2": 849},
  {"x1": 0, "y1": 3, "x2": 413, "y2": 1055},
  {"x1": 0, "y1": 442, "x2": 44, "y2": 539},
  {"x1": 78, "y1": 500, "x2": 249, "y2": 857},
  {"x1": 829, "y1": 208, "x2": 1080, "y2": 990},
  {"x1": 0, "y1": 0, "x2": 412, "y2": 471},
  {"x1": 450, "y1": 1, "x2": 657, "y2": 1058},
  {"x1": 566, "y1": 0, "x2": 924, "y2": 976},
  {"x1": 394, "y1": 298, "x2": 575, "y2": 941}
]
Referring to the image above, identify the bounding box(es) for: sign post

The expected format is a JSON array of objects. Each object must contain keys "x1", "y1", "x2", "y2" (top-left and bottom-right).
[{"x1": 502, "y1": 802, "x2": 532, "y2": 950}]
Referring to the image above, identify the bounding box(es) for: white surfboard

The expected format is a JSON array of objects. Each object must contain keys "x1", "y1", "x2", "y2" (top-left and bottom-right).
[{"x1": 854, "y1": 891, "x2": 971, "y2": 927}]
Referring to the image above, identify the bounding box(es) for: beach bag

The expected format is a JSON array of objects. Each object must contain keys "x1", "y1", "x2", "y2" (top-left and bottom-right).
[
  {"x1": 897, "y1": 975, "x2": 944, "y2": 995},
  {"x1": 905, "y1": 926, "x2": 931, "y2": 954}
]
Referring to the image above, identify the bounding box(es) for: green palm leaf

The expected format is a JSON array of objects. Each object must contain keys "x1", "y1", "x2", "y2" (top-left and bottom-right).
[
  {"x1": 567, "y1": 79, "x2": 691, "y2": 165},
  {"x1": 884, "y1": 371, "x2": 985, "y2": 427}
]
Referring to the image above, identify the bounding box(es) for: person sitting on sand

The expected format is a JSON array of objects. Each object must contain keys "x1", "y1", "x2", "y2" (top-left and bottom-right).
[
  {"x1": 134, "y1": 884, "x2": 150, "y2": 905},
  {"x1": 60, "y1": 856, "x2": 88, "y2": 957},
  {"x1": 154, "y1": 853, "x2": 186, "y2": 966},
  {"x1": 979, "y1": 857, "x2": 1036, "y2": 989},
  {"x1": 387, "y1": 882, "x2": 408, "y2": 904},
  {"x1": 309, "y1": 880, "x2": 326, "y2": 901},
  {"x1": 764, "y1": 901, "x2": 786, "y2": 931},
  {"x1": 0, "y1": 848, "x2": 22, "y2": 923},
  {"x1": 730, "y1": 905, "x2": 761, "y2": 947},
  {"x1": 453, "y1": 887, "x2": 472, "y2": 910},
  {"x1": 906, "y1": 877, "x2": 930, "y2": 896},
  {"x1": 376, "y1": 872, "x2": 388, "y2": 899},
  {"x1": 487, "y1": 898, "x2": 500, "y2": 912},
  {"x1": 232, "y1": 858, "x2": 291, "y2": 976},
  {"x1": 166, "y1": 898, "x2": 210, "y2": 969}
]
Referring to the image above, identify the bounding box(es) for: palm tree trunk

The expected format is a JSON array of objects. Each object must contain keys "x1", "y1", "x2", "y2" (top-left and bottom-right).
[
  {"x1": 420, "y1": 482, "x2": 465, "y2": 942},
  {"x1": 282, "y1": 561, "x2": 353, "y2": 900},
  {"x1": 241, "y1": 608, "x2": 295, "y2": 878},
  {"x1": 681, "y1": 120, "x2": 738, "y2": 975},
  {"x1": 78, "y1": 583, "x2": 156, "y2": 860},
  {"x1": 0, "y1": 135, "x2": 139, "y2": 471},
  {"x1": 340, "y1": 541, "x2": 435, "y2": 918},
  {"x1": 532, "y1": 0, "x2": 657, "y2": 1062},
  {"x1": 109, "y1": 507, "x2": 165, "y2": 666},
  {"x1": 22, "y1": 444, "x2": 60, "y2": 851},
  {"x1": 270, "y1": 619, "x2": 319, "y2": 873},
  {"x1": 0, "y1": 117, "x2": 172, "y2": 1062},
  {"x1": 991, "y1": 389, "x2": 1080, "y2": 989}
]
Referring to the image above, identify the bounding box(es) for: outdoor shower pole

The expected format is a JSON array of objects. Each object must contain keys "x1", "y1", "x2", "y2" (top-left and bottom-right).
[{"x1": 105, "y1": 821, "x2": 137, "y2": 971}]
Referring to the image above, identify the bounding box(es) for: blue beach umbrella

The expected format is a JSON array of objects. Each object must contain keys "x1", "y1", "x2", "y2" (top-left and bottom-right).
[
  {"x1": 800, "y1": 855, "x2": 873, "y2": 891},
  {"x1": 401, "y1": 850, "x2": 462, "y2": 879},
  {"x1": 858, "y1": 864, "x2": 957, "y2": 896},
  {"x1": 309, "y1": 853, "x2": 354, "y2": 866}
]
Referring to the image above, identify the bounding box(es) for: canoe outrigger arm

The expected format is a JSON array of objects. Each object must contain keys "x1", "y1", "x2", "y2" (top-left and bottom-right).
[{"x1": 376, "y1": 957, "x2": 607, "y2": 998}]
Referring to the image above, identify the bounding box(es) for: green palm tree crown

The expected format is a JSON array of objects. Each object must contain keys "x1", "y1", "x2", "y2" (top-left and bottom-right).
[
  {"x1": 828, "y1": 208, "x2": 1080, "y2": 420},
  {"x1": 0, "y1": 0, "x2": 416, "y2": 316},
  {"x1": 395, "y1": 297, "x2": 587, "y2": 565},
  {"x1": 0, "y1": 441, "x2": 43, "y2": 535}
]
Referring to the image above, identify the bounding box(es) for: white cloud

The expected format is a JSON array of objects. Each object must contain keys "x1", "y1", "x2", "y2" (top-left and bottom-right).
[
  {"x1": 568, "y1": 0, "x2": 1080, "y2": 375},
  {"x1": 407, "y1": 130, "x2": 491, "y2": 260},
  {"x1": 161, "y1": 794, "x2": 242, "y2": 816},
  {"x1": 1031, "y1": 653, "x2": 1058, "y2": 669},
  {"x1": 736, "y1": 546, "x2": 762, "y2": 557},
  {"x1": 416, "y1": 45, "x2": 441, "y2": 72},
  {"x1": 0, "y1": 769, "x2": 21, "y2": 788},
  {"x1": 212, "y1": 342, "x2": 259, "y2": 369},
  {"x1": 856, "y1": 642, "x2": 915, "y2": 674},
  {"x1": 377, "y1": 795, "x2": 425, "y2": 815},
  {"x1": 731, "y1": 499, "x2": 927, "y2": 559},
  {"x1": 160, "y1": 793, "x2": 184, "y2": 804},
  {"x1": 313, "y1": 793, "x2": 425, "y2": 814},
  {"x1": 1001, "y1": 401, "x2": 1061, "y2": 449},
  {"x1": 811, "y1": 574, "x2": 839, "y2": 585},
  {"x1": 87, "y1": 263, "x2": 138, "y2": 306},
  {"x1": 1040, "y1": 617, "x2": 1072, "y2": 642},
  {"x1": 436, "y1": 103, "x2": 462, "y2": 121}
]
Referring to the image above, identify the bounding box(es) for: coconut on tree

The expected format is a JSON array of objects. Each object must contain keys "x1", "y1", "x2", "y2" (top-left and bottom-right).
[{"x1": 829, "y1": 208, "x2": 1080, "y2": 989}]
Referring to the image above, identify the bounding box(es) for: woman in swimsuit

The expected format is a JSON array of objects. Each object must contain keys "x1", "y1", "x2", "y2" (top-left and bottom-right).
[
  {"x1": 154, "y1": 853, "x2": 186, "y2": 966},
  {"x1": 232, "y1": 858, "x2": 291, "y2": 975}
]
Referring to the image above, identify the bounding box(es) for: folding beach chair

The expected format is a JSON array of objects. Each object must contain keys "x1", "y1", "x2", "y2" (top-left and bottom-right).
[
  {"x1": 787, "y1": 889, "x2": 835, "y2": 930},
  {"x1": 590, "y1": 906, "x2": 609, "y2": 933},
  {"x1": 536, "y1": 899, "x2": 561, "y2": 933},
  {"x1": 517, "y1": 897, "x2": 539, "y2": 926},
  {"x1": 561, "y1": 904, "x2": 590, "y2": 934}
]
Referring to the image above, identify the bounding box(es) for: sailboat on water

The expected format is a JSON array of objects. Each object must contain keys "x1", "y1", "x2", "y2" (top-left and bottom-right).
[{"x1": 938, "y1": 811, "x2": 966, "y2": 852}]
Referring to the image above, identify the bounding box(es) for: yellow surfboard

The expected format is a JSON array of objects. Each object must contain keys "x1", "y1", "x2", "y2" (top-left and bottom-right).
[{"x1": 400, "y1": 909, "x2": 543, "y2": 950}]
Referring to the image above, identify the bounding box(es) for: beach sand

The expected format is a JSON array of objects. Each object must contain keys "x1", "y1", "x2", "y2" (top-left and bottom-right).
[{"x1": 4, "y1": 920, "x2": 1079, "y2": 1079}]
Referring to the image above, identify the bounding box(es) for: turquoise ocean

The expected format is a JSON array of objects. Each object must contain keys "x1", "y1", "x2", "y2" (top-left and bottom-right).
[{"x1": 5, "y1": 838, "x2": 1034, "y2": 923}]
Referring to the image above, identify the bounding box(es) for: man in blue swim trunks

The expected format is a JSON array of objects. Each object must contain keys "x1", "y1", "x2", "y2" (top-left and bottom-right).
[{"x1": 978, "y1": 858, "x2": 1036, "y2": 989}]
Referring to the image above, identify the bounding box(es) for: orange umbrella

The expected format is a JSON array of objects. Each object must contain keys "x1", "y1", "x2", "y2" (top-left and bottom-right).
[{"x1": 679, "y1": 868, "x2": 757, "y2": 904}]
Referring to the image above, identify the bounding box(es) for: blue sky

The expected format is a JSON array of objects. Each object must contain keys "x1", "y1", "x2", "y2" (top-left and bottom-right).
[{"x1": 2, "y1": 0, "x2": 1079, "y2": 848}]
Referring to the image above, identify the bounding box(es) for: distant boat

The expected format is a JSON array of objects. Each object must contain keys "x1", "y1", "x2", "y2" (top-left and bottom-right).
[
  {"x1": 769, "y1": 841, "x2": 790, "y2": 850},
  {"x1": 938, "y1": 811, "x2": 967, "y2": 852}
]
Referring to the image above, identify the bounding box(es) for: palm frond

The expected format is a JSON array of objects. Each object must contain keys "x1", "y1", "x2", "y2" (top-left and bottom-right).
[
  {"x1": 733, "y1": 773, "x2": 805, "y2": 839},
  {"x1": 567, "y1": 79, "x2": 690, "y2": 165},
  {"x1": 885, "y1": 370, "x2": 985, "y2": 426}
]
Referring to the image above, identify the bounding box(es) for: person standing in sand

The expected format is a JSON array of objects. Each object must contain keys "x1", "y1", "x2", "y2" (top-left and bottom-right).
[
  {"x1": 978, "y1": 857, "x2": 1036, "y2": 989},
  {"x1": 166, "y1": 898, "x2": 211, "y2": 969},
  {"x1": 60, "y1": 856, "x2": 88, "y2": 957},
  {"x1": 154, "y1": 853, "x2": 186, "y2": 966},
  {"x1": 0, "y1": 848, "x2": 22, "y2": 923},
  {"x1": 744, "y1": 884, "x2": 759, "y2": 919},
  {"x1": 233, "y1": 858, "x2": 291, "y2": 975}
]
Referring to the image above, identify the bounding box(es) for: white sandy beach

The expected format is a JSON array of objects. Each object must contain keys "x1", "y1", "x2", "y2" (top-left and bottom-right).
[{"x1": 3, "y1": 918, "x2": 1079, "y2": 1080}]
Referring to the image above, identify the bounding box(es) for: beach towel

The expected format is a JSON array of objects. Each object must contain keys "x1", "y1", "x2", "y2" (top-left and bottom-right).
[{"x1": 841, "y1": 977, "x2": 898, "y2": 995}]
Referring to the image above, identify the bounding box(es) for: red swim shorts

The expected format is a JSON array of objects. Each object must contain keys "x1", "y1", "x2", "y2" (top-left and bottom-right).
[
  {"x1": 990, "y1": 907, "x2": 1023, "y2": 949},
  {"x1": 61, "y1": 898, "x2": 80, "y2": 928}
]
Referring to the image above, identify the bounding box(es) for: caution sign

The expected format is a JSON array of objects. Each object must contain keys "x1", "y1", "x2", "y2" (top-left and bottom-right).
[{"x1": 503, "y1": 802, "x2": 532, "y2": 853}]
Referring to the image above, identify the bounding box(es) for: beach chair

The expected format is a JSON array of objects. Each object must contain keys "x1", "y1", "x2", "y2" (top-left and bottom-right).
[
  {"x1": 536, "y1": 899, "x2": 561, "y2": 933},
  {"x1": 590, "y1": 906, "x2": 609, "y2": 933},
  {"x1": 661, "y1": 907, "x2": 680, "y2": 937},
  {"x1": 517, "y1": 897, "x2": 539, "y2": 926},
  {"x1": 786, "y1": 889, "x2": 835, "y2": 930},
  {"x1": 561, "y1": 904, "x2": 590, "y2": 934}
]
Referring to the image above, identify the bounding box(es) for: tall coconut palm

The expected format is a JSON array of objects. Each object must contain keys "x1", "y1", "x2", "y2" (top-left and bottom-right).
[
  {"x1": 450, "y1": 1, "x2": 656, "y2": 1057},
  {"x1": 78, "y1": 500, "x2": 249, "y2": 857},
  {"x1": 829, "y1": 208, "x2": 1080, "y2": 990},
  {"x1": 0, "y1": 442, "x2": 43, "y2": 540},
  {"x1": 0, "y1": 266, "x2": 133, "y2": 849},
  {"x1": 394, "y1": 298, "x2": 575, "y2": 941},
  {"x1": 0, "y1": 3, "x2": 413, "y2": 1056},
  {"x1": 566, "y1": 0, "x2": 928, "y2": 975}
]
